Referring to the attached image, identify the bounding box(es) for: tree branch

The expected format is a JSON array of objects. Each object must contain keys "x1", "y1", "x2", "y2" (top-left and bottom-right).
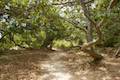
[
  {"x1": 80, "y1": 0, "x2": 96, "y2": 26},
  {"x1": 97, "y1": 0, "x2": 118, "y2": 28},
  {"x1": 59, "y1": 17, "x2": 87, "y2": 33},
  {"x1": 52, "y1": 1, "x2": 76, "y2": 6},
  {"x1": 52, "y1": 0, "x2": 94, "y2": 6},
  {"x1": 80, "y1": 0, "x2": 117, "y2": 50},
  {"x1": 107, "y1": 0, "x2": 118, "y2": 9}
]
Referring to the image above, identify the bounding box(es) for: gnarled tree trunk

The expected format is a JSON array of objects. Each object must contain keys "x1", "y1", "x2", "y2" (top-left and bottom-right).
[{"x1": 79, "y1": 0, "x2": 118, "y2": 61}]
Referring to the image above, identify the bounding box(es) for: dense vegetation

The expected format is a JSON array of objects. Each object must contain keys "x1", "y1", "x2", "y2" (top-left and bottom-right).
[
  {"x1": 0, "y1": 0, "x2": 120, "y2": 60},
  {"x1": 0, "y1": 0, "x2": 120, "y2": 80}
]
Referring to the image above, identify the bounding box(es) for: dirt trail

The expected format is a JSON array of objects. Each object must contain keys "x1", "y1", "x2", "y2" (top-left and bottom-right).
[{"x1": 0, "y1": 49, "x2": 120, "y2": 80}]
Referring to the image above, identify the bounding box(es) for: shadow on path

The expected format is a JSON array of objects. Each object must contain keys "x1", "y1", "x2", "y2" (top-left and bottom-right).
[{"x1": 0, "y1": 49, "x2": 120, "y2": 80}]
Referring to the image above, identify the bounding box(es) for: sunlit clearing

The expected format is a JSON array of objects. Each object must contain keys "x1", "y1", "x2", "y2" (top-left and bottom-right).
[
  {"x1": 10, "y1": 46, "x2": 26, "y2": 50},
  {"x1": 41, "y1": 63, "x2": 72, "y2": 80},
  {"x1": 10, "y1": 46, "x2": 20, "y2": 50},
  {"x1": 52, "y1": 72, "x2": 71, "y2": 80},
  {"x1": 41, "y1": 63, "x2": 56, "y2": 71}
]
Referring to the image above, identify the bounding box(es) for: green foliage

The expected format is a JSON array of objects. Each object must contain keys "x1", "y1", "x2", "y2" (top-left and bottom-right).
[
  {"x1": 0, "y1": 0, "x2": 120, "y2": 49},
  {"x1": 102, "y1": 2, "x2": 120, "y2": 47},
  {"x1": 0, "y1": 0, "x2": 80, "y2": 49},
  {"x1": 103, "y1": 19, "x2": 120, "y2": 47}
]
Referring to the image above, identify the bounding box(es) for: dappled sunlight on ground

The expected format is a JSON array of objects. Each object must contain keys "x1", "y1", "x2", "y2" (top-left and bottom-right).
[
  {"x1": 0, "y1": 49, "x2": 120, "y2": 80},
  {"x1": 40, "y1": 61, "x2": 72, "y2": 80}
]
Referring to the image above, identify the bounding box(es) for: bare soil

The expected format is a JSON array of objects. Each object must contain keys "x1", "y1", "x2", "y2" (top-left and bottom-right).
[{"x1": 0, "y1": 48, "x2": 120, "y2": 80}]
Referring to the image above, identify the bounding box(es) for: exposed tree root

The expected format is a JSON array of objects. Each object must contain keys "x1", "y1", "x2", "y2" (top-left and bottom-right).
[
  {"x1": 81, "y1": 48, "x2": 103, "y2": 64},
  {"x1": 115, "y1": 47, "x2": 120, "y2": 58}
]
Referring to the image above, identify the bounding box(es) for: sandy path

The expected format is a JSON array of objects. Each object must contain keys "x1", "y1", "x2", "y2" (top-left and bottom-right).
[{"x1": 0, "y1": 49, "x2": 120, "y2": 80}]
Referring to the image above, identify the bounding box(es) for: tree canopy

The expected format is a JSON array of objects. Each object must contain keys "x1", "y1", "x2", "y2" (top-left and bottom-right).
[{"x1": 0, "y1": 0, "x2": 119, "y2": 51}]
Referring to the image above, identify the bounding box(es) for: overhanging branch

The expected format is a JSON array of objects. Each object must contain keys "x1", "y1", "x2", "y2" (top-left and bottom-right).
[
  {"x1": 52, "y1": 1, "x2": 76, "y2": 6},
  {"x1": 97, "y1": 0, "x2": 118, "y2": 28},
  {"x1": 80, "y1": 0, "x2": 117, "y2": 50},
  {"x1": 59, "y1": 17, "x2": 87, "y2": 33},
  {"x1": 80, "y1": 0, "x2": 96, "y2": 26}
]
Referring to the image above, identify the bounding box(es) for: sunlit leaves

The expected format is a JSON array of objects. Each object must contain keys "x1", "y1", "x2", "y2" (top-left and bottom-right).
[
  {"x1": 0, "y1": 0, "x2": 120, "y2": 49},
  {"x1": 12, "y1": 0, "x2": 29, "y2": 6}
]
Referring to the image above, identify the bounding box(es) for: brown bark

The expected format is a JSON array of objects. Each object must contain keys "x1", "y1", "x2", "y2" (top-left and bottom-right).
[
  {"x1": 115, "y1": 47, "x2": 120, "y2": 58},
  {"x1": 79, "y1": 0, "x2": 118, "y2": 60},
  {"x1": 56, "y1": 0, "x2": 118, "y2": 60}
]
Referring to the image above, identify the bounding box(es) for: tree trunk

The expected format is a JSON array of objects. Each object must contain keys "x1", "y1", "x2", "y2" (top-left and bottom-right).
[
  {"x1": 41, "y1": 36, "x2": 54, "y2": 50},
  {"x1": 86, "y1": 23, "x2": 93, "y2": 43},
  {"x1": 85, "y1": 23, "x2": 103, "y2": 61}
]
